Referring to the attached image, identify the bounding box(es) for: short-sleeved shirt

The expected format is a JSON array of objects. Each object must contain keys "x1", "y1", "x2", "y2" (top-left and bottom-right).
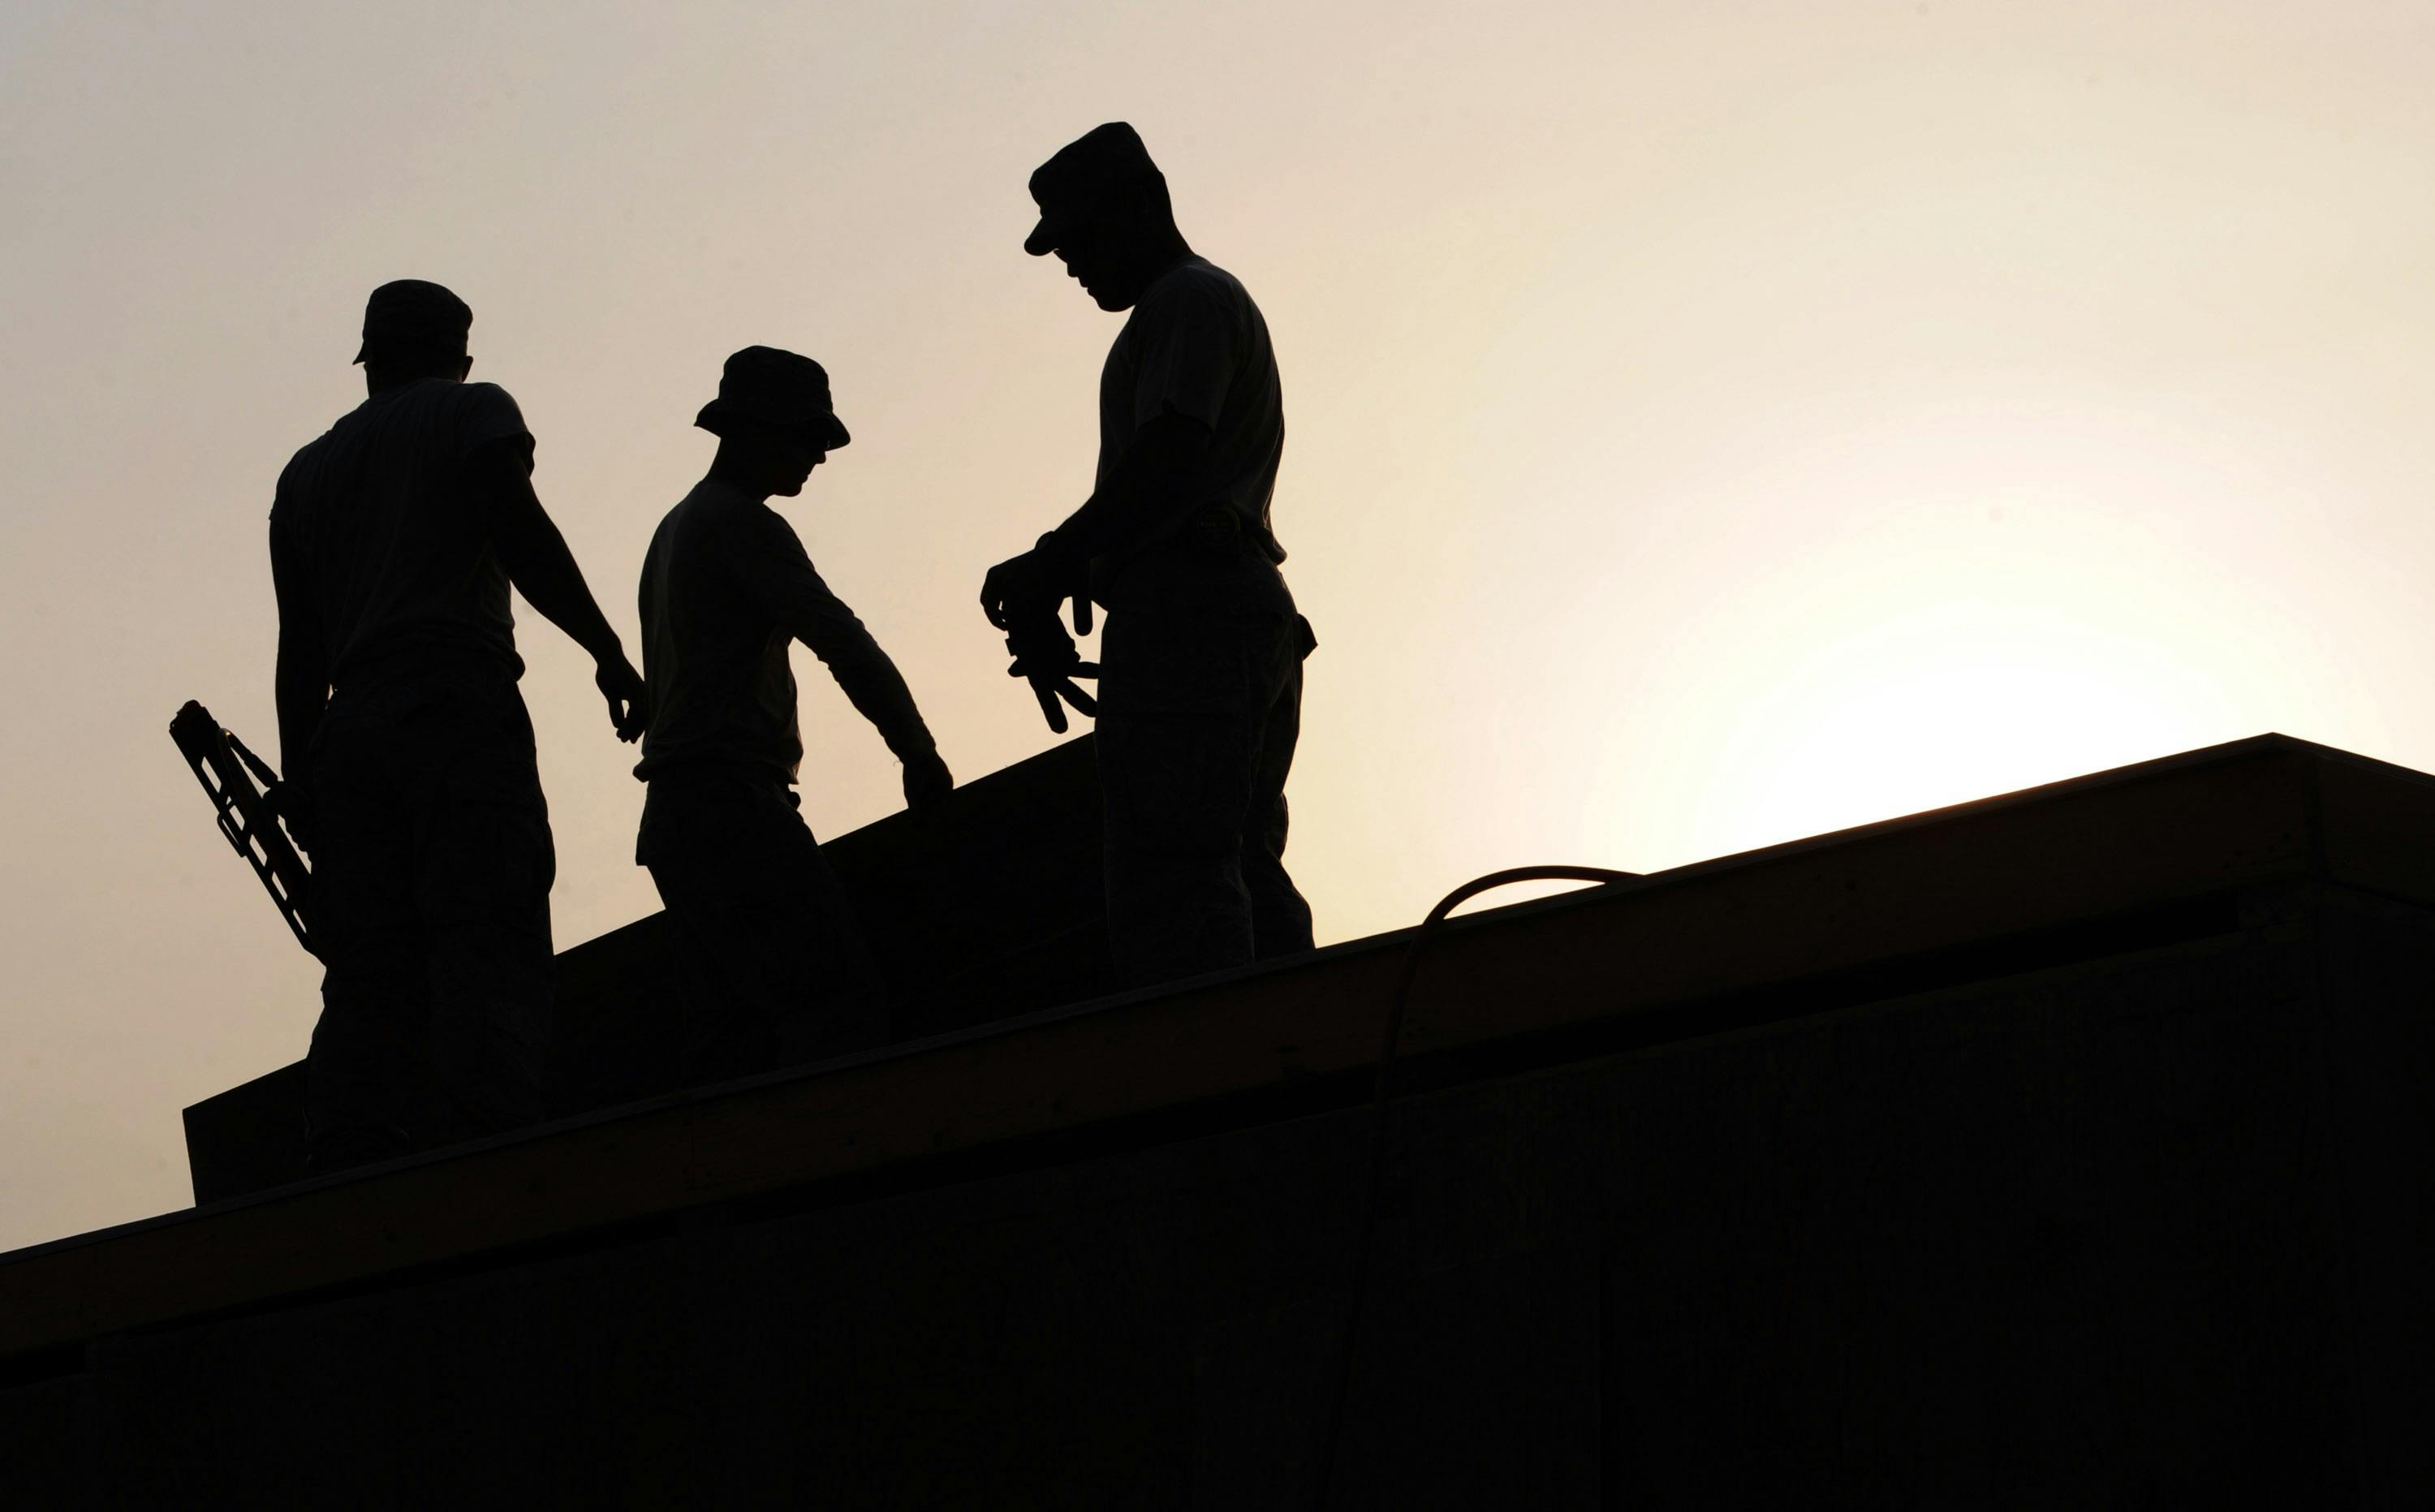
[
  {"x1": 269, "y1": 377, "x2": 532, "y2": 687},
  {"x1": 1094, "y1": 256, "x2": 1291, "y2": 608},
  {"x1": 634, "y1": 476, "x2": 933, "y2": 786}
]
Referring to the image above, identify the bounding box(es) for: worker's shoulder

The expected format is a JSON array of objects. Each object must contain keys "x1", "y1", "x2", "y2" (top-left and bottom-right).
[
  {"x1": 1134, "y1": 256, "x2": 1264, "y2": 338},
  {"x1": 443, "y1": 379, "x2": 530, "y2": 435},
  {"x1": 352, "y1": 378, "x2": 529, "y2": 456},
  {"x1": 276, "y1": 424, "x2": 334, "y2": 482},
  {"x1": 291, "y1": 389, "x2": 386, "y2": 454},
  {"x1": 454, "y1": 377, "x2": 522, "y2": 407},
  {"x1": 1154, "y1": 254, "x2": 1252, "y2": 298},
  {"x1": 269, "y1": 402, "x2": 362, "y2": 515},
  {"x1": 662, "y1": 480, "x2": 795, "y2": 554},
  {"x1": 355, "y1": 374, "x2": 524, "y2": 424}
]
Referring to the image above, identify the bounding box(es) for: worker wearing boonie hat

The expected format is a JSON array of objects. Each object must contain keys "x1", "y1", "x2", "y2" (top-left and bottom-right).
[
  {"x1": 269, "y1": 279, "x2": 649, "y2": 1172},
  {"x1": 692, "y1": 343, "x2": 853, "y2": 449},
  {"x1": 981, "y1": 123, "x2": 1316, "y2": 989},
  {"x1": 633, "y1": 346, "x2": 952, "y2": 1082}
]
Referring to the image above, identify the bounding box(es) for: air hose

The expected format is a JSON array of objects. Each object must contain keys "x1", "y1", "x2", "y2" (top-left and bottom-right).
[{"x1": 1311, "y1": 864, "x2": 1639, "y2": 1509}]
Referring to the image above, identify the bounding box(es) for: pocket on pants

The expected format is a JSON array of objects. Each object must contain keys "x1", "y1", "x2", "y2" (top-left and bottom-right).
[{"x1": 1098, "y1": 610, "x2": 1293, "y2": 720}]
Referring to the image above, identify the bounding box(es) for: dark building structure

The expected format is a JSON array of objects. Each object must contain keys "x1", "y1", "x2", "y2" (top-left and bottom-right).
[
  {"x1": 4, "y1": 733, "x2": 2433, "y2": 1506},
  {"x1": 181, "y1": 736, "x2": 1119, "y2": 1202}
]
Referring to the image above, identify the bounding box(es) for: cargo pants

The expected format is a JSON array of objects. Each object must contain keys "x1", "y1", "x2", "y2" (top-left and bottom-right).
[
  {"x1": 1096, "y1": 591, "x2": 1316, "y2": 989},
  {"x1": 305, "y1": 669, "x2": 554, "y2": 1167},
  {"x1": 638, "y1": 770, "x2": 887, "y2": 1087}
]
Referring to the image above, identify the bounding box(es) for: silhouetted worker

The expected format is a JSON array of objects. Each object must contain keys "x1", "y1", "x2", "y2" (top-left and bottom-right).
[
  {"x1": 270, "y1": 279, "x2": 648, "y2": 1171},
  {"x1": 982, "y1": 123, "x2": 1316, "y2": 987},
  {"x1": 635, "y1": 347, "x2": 952, "y2": 1081}
]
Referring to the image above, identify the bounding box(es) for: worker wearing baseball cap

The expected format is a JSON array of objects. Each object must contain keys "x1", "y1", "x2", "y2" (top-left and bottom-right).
[
  {"x1": 350, "y1": 277, "x2": 473, "y2": 365},
  {"x1": 269, "y1": 279, "x2": 650, "y2": 1172},
  {"x1": 634, "y1": 347, "x2": 952, "y2": 1082},
  {"x1": 982, "y1": 123, "x2": 1315, "y2": 988}
]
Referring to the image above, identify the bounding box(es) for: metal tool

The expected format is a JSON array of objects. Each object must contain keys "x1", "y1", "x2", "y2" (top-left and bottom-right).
[{"x1": 170, "y1": 700, "x2": 320, "y2": 958}]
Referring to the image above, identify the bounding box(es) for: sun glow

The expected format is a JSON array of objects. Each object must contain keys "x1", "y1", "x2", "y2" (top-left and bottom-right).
[
  {"x1": 1584, "y1": 393, "x2": 2282, "y2": 869},
  {"x1": 1683, "y1": 593, "x2": 2232, "y2": 855}
]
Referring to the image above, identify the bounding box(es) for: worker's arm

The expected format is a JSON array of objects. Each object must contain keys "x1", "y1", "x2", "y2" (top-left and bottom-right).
[
  {"x1": 740, "y1": 526, "x2": 959, "y2": 813},
  {"x1": 468, "y1": 439, "x2": 649, "y2": 742},
  {"x1": 982, "y1": 277, "x2": 1240, "y2": 631},
  {"x1": 788, "y1": 599, "x2": 954, "y2": 808},
  {"x1": 269, "y1": 522, "x2": 330, "y2": 846},
  {"x1": 978, "y1": 411, "x2": 1211, "y2": 629},
  {"x1": 1047, "y1": 410, "x2": 1213, "y2": 565},
  {"x1": 749, "y1": 529, "x2": 951, "y2": 809}
]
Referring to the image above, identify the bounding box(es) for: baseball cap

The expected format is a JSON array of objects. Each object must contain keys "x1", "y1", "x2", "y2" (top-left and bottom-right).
[
  {"x1": 1024, "y1": 122, "x2": 1163, "y2": 256},
  {"x1": 353, "y1": 279, "x2": 472, "y2": 365}
]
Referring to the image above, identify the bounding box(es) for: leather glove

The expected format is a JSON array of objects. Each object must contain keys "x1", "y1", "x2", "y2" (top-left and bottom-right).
[{"x1": 1003, "y1": 605, "x2": 1099, "y2": 734}]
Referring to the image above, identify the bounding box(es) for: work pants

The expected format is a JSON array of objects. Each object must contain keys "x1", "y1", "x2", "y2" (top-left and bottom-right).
[
  {"x1": 306, "y1": 670, "x2": 554, "y2": 1167},
  {"x1": 1097, "y1": 601, "x2": 1315, "y2": 989},
  {"x1": 638, "y1": 771, "x2": 886, "y2": 1087}
]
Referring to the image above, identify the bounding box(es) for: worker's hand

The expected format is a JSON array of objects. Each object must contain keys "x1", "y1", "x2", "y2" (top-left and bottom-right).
[
  {"x1": 979, "y1": 547, "x2": 1055, "y2": 631},
  {"x1": 271, "y1": 778, "x2": 319, "y2": 858},
  {"x1": 594, "y1": 653, "x2": 649, "y2": 743},
  {"x1": 980, "y1": 536, "x2": 1081, "y2": 631},
  {"x1": 903, "y1": 748, "x2": 955, "y2": 812}
]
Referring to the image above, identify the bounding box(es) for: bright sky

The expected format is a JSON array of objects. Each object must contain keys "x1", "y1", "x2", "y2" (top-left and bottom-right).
[{"x1": 6, "y1": 0, "x2": 2434, "y2": 1251}]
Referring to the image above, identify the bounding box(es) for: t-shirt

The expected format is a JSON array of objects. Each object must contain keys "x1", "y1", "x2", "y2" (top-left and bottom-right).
[
  {"x1": 633, "y1": 476, "x2": 933, "y2": 785},
  {"x1": 269, "y1": 378, "x2": 532, "y2": 687},
  {"x1": 1093, "y1": 255, "x2": 1291, "y2": 609}
]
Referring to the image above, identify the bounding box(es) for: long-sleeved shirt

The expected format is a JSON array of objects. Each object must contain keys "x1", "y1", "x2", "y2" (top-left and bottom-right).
[{"x1": 633, "y1": 476, "x2": 933, "y2": 784}]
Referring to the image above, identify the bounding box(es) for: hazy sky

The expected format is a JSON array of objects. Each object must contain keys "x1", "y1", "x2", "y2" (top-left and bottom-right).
[{"x1": 7, "y1": 0, "x2": 2435, "y2": 1251}]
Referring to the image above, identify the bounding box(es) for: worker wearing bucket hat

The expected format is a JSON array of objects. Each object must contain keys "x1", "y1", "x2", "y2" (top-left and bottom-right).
[
  {"x1": 692, "y1": 343, "x2": 854, "y2": 450},
  {"x1": 634, "y1": 347, "x2": 952, "y2": 1082}
]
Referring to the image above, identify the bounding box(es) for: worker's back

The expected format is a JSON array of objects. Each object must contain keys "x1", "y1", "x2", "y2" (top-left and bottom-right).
[{"x1": 271, "y1": 376, "x2": 530, "y2": 688}]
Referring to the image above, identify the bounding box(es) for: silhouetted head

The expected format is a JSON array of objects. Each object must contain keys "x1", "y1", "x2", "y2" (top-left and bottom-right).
[
  {"x1": 355, "y1": 279, "x2": 473, "y2": 392},
  {"x1": 1025, "y1": 123, "x2": 1189, "y2": 311},
  {"x1": 697, "y1": 346, "x2": 850, "y2": 500}
]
